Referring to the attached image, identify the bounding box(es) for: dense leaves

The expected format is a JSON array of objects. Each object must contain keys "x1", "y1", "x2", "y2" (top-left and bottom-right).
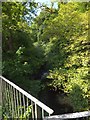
[
  {"x1": 2, "y1": 1, "x2": 90, "y2": 112},
  {"x1": 2, "y1": 2, "x2": 44, "y2": 96},
  {"x1": 32, "y1": 2, "x2": 90, "y2": 111}
]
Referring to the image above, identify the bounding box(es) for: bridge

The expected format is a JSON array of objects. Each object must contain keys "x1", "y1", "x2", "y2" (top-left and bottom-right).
[{"x1": 0, "y1": 76, "x2": 90, "y2": 119}]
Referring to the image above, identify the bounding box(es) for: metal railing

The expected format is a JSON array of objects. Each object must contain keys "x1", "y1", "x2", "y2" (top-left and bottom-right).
[
  {"x1": 0, "y1": 76, "x2": 54, "y2": 119},
  {"x1": 44, "y1": 111, "x2": 90, "y2": 120},
  {"x1": 1, "y1": 75, "x2": 90, "y2": 120}
]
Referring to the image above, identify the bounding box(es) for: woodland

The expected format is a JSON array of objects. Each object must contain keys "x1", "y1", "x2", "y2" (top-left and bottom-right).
[{"x1": 2, "y1": 1, "x2": 90, "y2": 114}]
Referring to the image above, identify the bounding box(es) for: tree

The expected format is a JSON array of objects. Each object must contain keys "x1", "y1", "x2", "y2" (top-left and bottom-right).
[
  {"x1": 33, "y1": 2, "x2": 90, "y2": 111},
  {"x1": 2, "y1": 2, "x2": 44, "y2": 97},
  {"x1": 2, "y1": 1, "x2": 90, "y2": 112}
]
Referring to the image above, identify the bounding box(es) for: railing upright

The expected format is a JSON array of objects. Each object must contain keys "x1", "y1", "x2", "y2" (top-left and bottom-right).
[{"x1": 0, "y1": 77, "x2": 2, "y2": 119}]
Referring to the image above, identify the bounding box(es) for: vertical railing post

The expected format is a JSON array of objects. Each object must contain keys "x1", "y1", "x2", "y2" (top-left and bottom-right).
[
  {"x1": 13, "y1": 88, "x2": 17, "y2": 118},
  {"x1": 16, "y1": 90, "x2": 19, "y2": 118},
  {"x1": 0, "y1": 78, "x2": 2, "y2": 119},
  {"x1": 42, "y1": 109, "x2": 44, "y2": 119},
  {"x1": 19, "y1": 92, "x2": 22, "y2": 118},
  {"x1": 5, "y1": 82, "x2": 9, "y2": 117},
  {"x1": 0, "y1": 1, "x2": 2, "y2": 119},
  {"x1": 31, "y1": 101, "x2": 34, "y2": 119},
  {"x1": 10, "y1": 86, "x2": 14, "y2": 118},
  {"x1": 23, "y1": 94, "x2": 26, "y2": 118},
  {"x1": 2, "y1": 80, "x2": 5, "y2": 119},
  {"x1": 26, "y1": 97, "x2": 29, "y2": 119},
  {"x1": 8, "y1": 84, "x2": 12, "y2": 118},
  {"x1": 35, "y1": 103, "x2": 38, "y2": 119}
]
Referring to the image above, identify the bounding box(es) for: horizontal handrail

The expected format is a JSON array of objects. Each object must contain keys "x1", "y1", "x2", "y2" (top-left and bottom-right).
[
  {"x1": 44, "y1": 111, "x2": 90, "y2": 120},
  {"x1": 0, "y1": 76, "x2": 54, "y2": 115}
]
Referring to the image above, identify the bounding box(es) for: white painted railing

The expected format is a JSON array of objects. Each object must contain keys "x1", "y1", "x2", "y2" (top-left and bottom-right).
[
  {"x1": 1, "y1": 75, "x2": 90, "y2": 120},
  {"x1": 0, "y1": 76, "x2": 54, "y2": 119},
  {"x1": 44, "y1": 111, "x2": 90, "y2": 120}
]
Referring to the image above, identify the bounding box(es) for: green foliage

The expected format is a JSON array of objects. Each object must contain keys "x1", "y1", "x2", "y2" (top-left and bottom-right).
[
  {"x1": 2, "y1": 1, "x2": 90, "y2": 113},
  {"x1": 47, "y1": 68, "x2": 67, "y2": 91},
  {"x1": 68, "y1": 84, "x2": 88, "y2": 111},
  {"x1": 3, "y1": 105, "x2": 32, "y2": 119},
  {"x1": 34, "y1": 2, "x2": 90, "y2": 111},
  {"x1": 19, "y1": 105, "x2": 32, "y2": 118},
  {"x1": 2, "y1": 2, "x2": 44, "y2": 82},
  {"x1": 0, "y1": 106, "x2": 2, "y2": 118}
]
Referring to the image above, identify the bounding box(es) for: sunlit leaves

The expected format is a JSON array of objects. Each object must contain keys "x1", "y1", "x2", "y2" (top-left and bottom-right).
[
  {"x1": 2, "y1": 1, "x2": 90, "y2": 112},
  {"x1": 36, "y1": 2, "x2": 90, "y2": 111}
]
